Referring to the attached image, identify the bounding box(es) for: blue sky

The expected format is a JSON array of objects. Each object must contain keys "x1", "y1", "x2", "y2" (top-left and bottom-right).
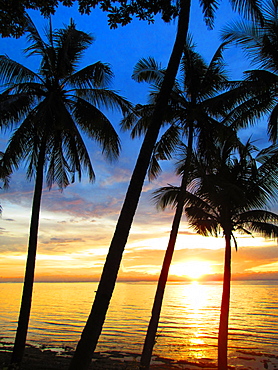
[{"x1": 1, "y1": 1, "x2": 278, "y2": 282}]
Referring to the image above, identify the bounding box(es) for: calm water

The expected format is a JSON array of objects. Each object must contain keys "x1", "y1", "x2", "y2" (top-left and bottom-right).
[{"x1": 0, "y1": 281, "x2": 277, "y2": 362}]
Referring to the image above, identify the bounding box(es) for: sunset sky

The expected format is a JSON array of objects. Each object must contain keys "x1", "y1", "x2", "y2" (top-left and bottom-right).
[{"x1": 1, "y1": 1, "x2": 278, "y2": 282}]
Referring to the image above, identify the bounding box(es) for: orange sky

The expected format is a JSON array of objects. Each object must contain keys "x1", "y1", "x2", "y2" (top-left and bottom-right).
[{"x1": 1, "y1": 168, "x2": 278, "y2": 283}]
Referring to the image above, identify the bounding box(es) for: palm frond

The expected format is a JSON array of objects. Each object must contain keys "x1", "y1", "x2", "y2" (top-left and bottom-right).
[
  {"x1": 0, "y1": 151, "x2": 11, "y2": 188},
  {"x1": 185, "y1": 205, "x2": 219, "y2": 237},
  {"x1": 122, "y1": 104, "x2": 156, "y2": 138},
  {"x1": 258, "y1": 144, "x2": 278, "y2": 164},
  {"x1": 72, "y1": 97, "x2": 121, "y2": 161},
  {"x1": 236, "y1": 209, "x2": 278, "y2": 224},
  {"x1": 231, "y1": 232, "x2": 238, "y2": 251},
  {"x1": 148, "y1": 124, "x2": 182, "y2": 180},
  {"x1": 1, "y1": 112, "x2": 39, "y2": 176},
  {"x1": 228, "y1": 0, "x2": 263, "y2": 23},
  {"x1": 221, "y1": 7, "x2": 278, "y2": 70},
  {"x1": 152, "y1": 185, "x2": 181, "y2": 210},
  {"x1": 268, "y1": 103, "x2": 278, "y2": 142},
  {"x1": 147, "y1": 155, "x2": 162, "y2": 182},
  {"x1": 0, "y1": 56, "x2": 41, "y2": 86},
  {"x1": 54, "y1": 19, "x2": 94, "y2": 76},
  {"x1": 223, "y1": 91, "x2": 275, "y2": 130},
  {"x1": 46, "y1": 136, "x2": 71, "y2": 189},
  {"x1": 201, "y1": 41, "x2": 229, "y2": 95},
  {"x1": 241, "y1": 221, "x2": 278, "y2": 238},
  {"x1": 74, "y1": 88, "x2": 132, "y2": 116},
  {"x1": 45, "y1": 102, "x2": 95, "y2": 188},
  {"x1": 64, "y1": 61, "x2": 114, "y2": 89},
  {"x1": 132, "y1": 57, "x2": 165, "y2": 84},
  {"x1": 0, "y1": 93, "x2": 35, "y2": 130},
  {"x1": 153, "y1": 125, "x2": 182, "y2": 161},
  {"x1": 120, "y1": 104, "x2": 146, "y2": 132},
  {"x1": 199, "y1": 0, "x2": 219, "y2": 29},
  {"x1": 23, "y1": 14, "x2": 48, "y2": 57}
]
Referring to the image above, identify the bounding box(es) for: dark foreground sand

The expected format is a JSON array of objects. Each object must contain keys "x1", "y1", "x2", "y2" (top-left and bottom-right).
[{"x1": 1, "y1": 342, "x2": 278, "y2": 370}]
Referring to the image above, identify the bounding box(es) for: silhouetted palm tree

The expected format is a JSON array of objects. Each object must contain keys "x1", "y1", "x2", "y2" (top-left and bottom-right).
[
  {"x1": 155, "y1": 139, "x2": 278, "y2": 370},
  {"x1": 0, "y1": 15, "x2": 130, "y2": 367},
  {"x1": 132, "y1": 40, "x2": 242, "y2": 370},
  {"x1": 70, "y1": 2, "x2": 264, "y2": 369}
]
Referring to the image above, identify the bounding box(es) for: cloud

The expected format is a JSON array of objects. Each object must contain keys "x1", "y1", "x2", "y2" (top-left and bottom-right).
[
  {"x1": 232, "y1": 245, "x2": 278, "y2": 273},
  {"x1": 41, "y1": 237, "x2": 85, "y2": 245},
  {"x1": 0, "y1": 227, "x2": 6, "y2": 234},
  {"x1": 142, "y1": 170, "x2": 180, "y2": 193},
  {"x1": 37, "y1": 184, "x2": 125, "y2": 220},
  {"x1": 98, "y1": 167, "x2": 132, "y2": 187},
  {"x1": 248, "y1": 261, "x2": 278, "y2": 273},
  {"x1": 178, "y1": 230, "x2": 198, "y2": 236}
]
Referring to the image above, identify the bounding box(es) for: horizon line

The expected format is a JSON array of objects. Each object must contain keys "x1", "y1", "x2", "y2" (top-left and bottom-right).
[{"x1": 1, "y1": 277, "x2": 278, "y2": 283}]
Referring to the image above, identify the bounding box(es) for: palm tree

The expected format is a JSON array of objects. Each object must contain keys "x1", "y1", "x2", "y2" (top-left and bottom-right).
[
  {"x1": 0, "y1": 15, "x2": 131, "y2": 367},
  {"x1": 155, "y1": 139, "x2": 278, "y2": 370},
  {"x1": 132, "y1": 40, "x2": 243, "y2": 370},
  {"x1": 70, "y1": 2, "x2": 264, "y2": 369},
  {"x1": 221, "y1": 0, "x2": 278, "y2": 143}
]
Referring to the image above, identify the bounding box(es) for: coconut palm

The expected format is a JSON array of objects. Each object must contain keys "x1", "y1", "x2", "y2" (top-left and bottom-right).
[
  {"x1": 123, "y1": 37, "x2": 270, "y2": 369},
  {"x1": 154, "y1": 139, "x2": 278, "y2": 370},
  {"x1": 70, "y1": 2, "x2": 264, "y2": 369},
  {"x1": 0, "y1": 15, "x2": 131, "y2": 367},
  {"x1": 222, "y1": 0, "x2": 278, "y2": 143},
  {"x1": 131, "y1": 40, "x2": 242, "y2": 369}
]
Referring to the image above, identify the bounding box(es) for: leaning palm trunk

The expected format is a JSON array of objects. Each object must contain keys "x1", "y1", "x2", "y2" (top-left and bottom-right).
[
  {"x1": 140, "y1": 193, "x2": 185, "y2": 370},
  {"x1": 218, "y1": 232, "x2": 232, "y2": 370},
  {"x1": 11, "y1": 142, "x2": 46, "y2": 366},
  {"x1": 140, "y1": 125, "x2": 194, "y2": 369},
  {"x1": 69, "y1": 1, "x2": 191, "y2": 369}
]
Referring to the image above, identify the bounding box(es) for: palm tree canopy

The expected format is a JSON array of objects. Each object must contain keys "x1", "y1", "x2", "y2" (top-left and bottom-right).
[
  {"x1": 123, "y1": 37, "x2": 251, "y2": 180},
  {"x1": 0, "y1": 16, "x2": 132, "y2": 189},
  {"x1": 155, "y1": 139, "x2": 278, "y2": 248},
  {"x1": 221, "y1": 0, "x2": 278, "y2": 142}
]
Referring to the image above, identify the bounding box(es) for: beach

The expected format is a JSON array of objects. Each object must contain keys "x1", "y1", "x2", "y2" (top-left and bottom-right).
[{"x1": 1, "y1": 342, "x2": 278, "y2": 370}]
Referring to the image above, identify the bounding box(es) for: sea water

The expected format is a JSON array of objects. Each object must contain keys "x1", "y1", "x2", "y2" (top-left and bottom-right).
[{"x1": 0, "y1": 280, "x2": 277, "y2": 361}]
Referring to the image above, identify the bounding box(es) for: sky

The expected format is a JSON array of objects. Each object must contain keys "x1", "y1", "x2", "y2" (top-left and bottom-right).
[{"x1": 0, "y1": 1, "x2": 278, "y2": 283}]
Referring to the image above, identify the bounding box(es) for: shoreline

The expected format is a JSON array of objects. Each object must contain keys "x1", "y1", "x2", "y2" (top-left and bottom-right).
[{"x1": 1, "y1": 342, "x2": 278, "y2": 369}]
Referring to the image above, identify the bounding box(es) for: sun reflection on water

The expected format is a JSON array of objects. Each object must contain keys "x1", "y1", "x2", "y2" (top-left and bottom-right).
[
  {"x1": 2, "y1": 282, "x2": 276, "y2": 364},
  {"x1": 186, "y1": 281, "x2": 208, "y2": 310},
  {"x1": 157, "y1": 281, "x2": 221, "y2": 361},
  {"x1": 185, "y1": 281, "x2": 209, "y2": 359}
]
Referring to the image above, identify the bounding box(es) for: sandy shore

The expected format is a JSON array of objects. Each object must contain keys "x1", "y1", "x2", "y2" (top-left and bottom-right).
[{"x1": 1, "y1": 342, "x2": 278, "y2": 369}]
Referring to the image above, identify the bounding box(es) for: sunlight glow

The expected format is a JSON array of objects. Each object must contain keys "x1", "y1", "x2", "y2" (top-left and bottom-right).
[{"x1": 170, "y1": 260, "x2": 213, "y2": 280}]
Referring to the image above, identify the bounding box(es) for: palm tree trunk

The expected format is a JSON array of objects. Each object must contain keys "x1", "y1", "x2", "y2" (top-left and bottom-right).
[
  {"x1": 218, "y1": 232, "x2": 232, "y2": 370},
  {"x1": 139, "y1": 194, "x2": 184, "y2": 370},
  {"x1": 140, "y1": 123, "x2": 194, "y2": 370},
  {"x1": 10, "y1": 143, "x2": 45, "y2": 367},
  {"x1": 69, "y1": 2, "x2": 191, "y2": 369}
]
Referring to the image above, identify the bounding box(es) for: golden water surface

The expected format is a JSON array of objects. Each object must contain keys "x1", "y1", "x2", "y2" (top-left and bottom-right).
[{"x1": 0, "y1": 281, "x2": 277, "y2": 361}]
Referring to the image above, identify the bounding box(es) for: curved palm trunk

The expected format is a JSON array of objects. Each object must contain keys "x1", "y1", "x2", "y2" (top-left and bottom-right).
[
  {"x1": 69, "y1": 1, "x2": 191, "y2": 369},
  {"x1": 10, "y1": 143, "x2": 45, "y2": 367},
  {"x1": 218, "y1": 232, "x2": 232, "y2": 370},
  {"x1": 140, "y1": 123, "x2": 194, "y2": 370}
]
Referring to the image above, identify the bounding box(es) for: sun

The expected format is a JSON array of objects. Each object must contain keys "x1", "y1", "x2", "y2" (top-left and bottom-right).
[{"x1": 170, "y1": 260, "x2": 212, "y2": 280}]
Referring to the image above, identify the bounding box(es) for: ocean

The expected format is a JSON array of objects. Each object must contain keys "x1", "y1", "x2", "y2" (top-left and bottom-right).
[{"x1": 1, "y1": 280, "x2": 277, "y2": 362}]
